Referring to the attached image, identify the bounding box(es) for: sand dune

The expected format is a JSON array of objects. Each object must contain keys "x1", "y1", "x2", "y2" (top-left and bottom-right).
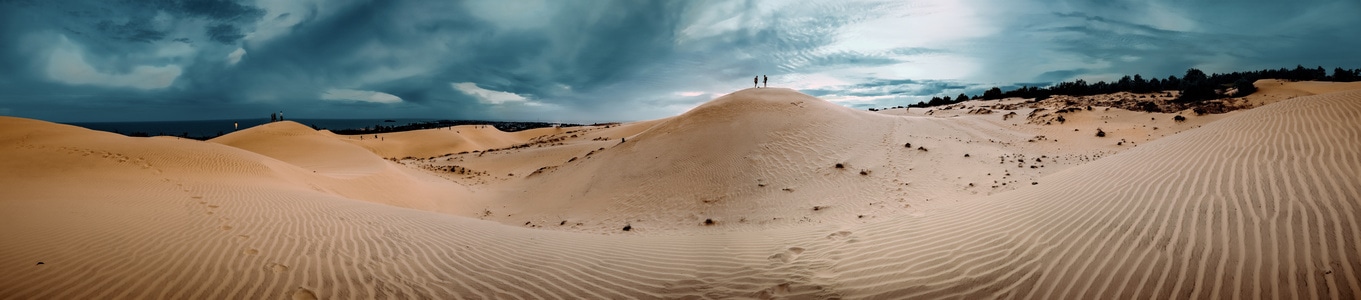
[
  {"x1": 2, "y1": 81, "x2": 1359, "y2": 298},
  {"x1": 212, "y1": 121, "x2": 390, "y2": 176}
]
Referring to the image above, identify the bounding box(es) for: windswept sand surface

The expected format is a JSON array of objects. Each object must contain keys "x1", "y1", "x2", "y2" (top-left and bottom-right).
[{"x1": 2, "y1": 81, "x2": 1359, "y2": 299}]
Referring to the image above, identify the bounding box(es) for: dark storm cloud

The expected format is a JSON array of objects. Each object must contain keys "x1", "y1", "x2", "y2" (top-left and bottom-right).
[
  {"x1": 163, "y1": 0, "x2": 267, "y2": 21},
  {"x1": 1, "y1": 0, "x2": 1359, "y2": 122},
  {"x1": 95, "y1": 19, "x2": 168, "y2": 43},
  {"x1": 205, "y1": 24, "x2": 245, "y2": 44}
]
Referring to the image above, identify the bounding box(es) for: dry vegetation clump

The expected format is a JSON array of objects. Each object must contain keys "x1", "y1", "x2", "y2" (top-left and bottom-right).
[
  {"x1": 423, "y1": 165, "x2": 487, "y2": 176},
  {"x1": 528, "y1": 166, "x2": 559, "y2": 176},
  {"x1": 967, "y1": 107, "x2": 994, "y2": 114}
]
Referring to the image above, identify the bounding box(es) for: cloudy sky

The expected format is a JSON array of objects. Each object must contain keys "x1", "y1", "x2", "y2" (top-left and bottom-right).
[{"x1": 1, "y1": 0, "x2": 1358, "y2": 122}]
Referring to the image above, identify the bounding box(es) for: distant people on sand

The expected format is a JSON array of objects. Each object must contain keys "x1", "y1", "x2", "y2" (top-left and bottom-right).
[
  {"x1": 763, "y1": 75, "x2": 768, "y2": 88},
  {"x1": 754, "y1": 76, "x2": 759, "y2": 88},
  {"x1": 270, "y1": 113, "x2": 276, "y2": 122}
]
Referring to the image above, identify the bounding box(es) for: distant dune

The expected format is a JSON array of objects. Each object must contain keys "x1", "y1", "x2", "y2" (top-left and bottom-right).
[{"x1": 2, "y1": 80, "x2": 1358, "y2": 298}]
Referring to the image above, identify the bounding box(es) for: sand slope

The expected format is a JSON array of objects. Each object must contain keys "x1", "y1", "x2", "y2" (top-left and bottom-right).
[
  {"x1": 824, "y1": 89, "x2": 1361, "y2": 299},
  {"x1": 2, "y1": 84, "x2": 1359, "y2": 299}
]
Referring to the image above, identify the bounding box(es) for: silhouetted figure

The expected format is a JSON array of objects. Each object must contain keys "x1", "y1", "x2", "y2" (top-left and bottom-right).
[
  {"x1": 279, "y1": 111, "x2": 284, "y2": 121},
  {"x1": 271, "y1": 113, "x2": 276, "y2": 122},
  {"x1": 754, "y1": 76, "x2": 758, "y2": 88},
  {"x1": 763, "y1": 75, "x2": 768, "y2": 88}
]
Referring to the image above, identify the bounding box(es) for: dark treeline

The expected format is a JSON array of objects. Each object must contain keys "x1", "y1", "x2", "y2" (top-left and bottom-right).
[
  {"x1": 329, "y1": 120, "x2": 583, "y2": 135},
  {"x1": 911, "y1": 65, "x2": 1361, "y2": 108}
]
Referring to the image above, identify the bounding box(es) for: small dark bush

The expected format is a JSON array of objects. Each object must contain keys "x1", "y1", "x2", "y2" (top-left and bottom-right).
[
  {"x1": 835, "y1": 163, "x2": 844, "y2": 169},
  {"x1": 1174, "y1": 115, "x2": 1186, "y2": 122},
  {"x1": 904, "y1": 142, "x2": 911, "y2": 148},
  {"x1": 622, "y1": 224, "x2": 632, "y2": 231},
  {"x1": 964, "y1": 154, "x2": 970, "y2": 157},
  {"x1": 859, "y1": 170, "x2": 870, "y2": 175},
  {"x1": 1095, "y1": 128, "x2": 1106, "y2": 137},
  {"x1": 917, "y1": 146, "x2": 928, "y2": 151},
  {"x1": 1140, "y1": 101, "x2": 1159, "y2": 112},
  {"x1": 704, "y1": 218, "x2": 714, "y2": 225}
]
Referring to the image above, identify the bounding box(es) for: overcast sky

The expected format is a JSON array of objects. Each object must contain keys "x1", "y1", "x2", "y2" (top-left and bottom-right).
[{"x1": 2, "y1": 0, "x2": 1358, "y2": 122}]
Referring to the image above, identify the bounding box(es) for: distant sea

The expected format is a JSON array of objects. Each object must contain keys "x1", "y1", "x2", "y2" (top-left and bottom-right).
[{"x1": 66, "y1": 118, "x2": 437, "y2": 138}]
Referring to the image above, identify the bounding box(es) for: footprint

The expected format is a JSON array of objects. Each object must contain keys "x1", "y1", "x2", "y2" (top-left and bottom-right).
[
  {"x1": 771, "y1": 282, "x2": 791, "y2": 295},
  {"x1": 268, "y1": 263, "x2": 289, "y2": 273},
  {"x1": 768, "y1": 247, "x2": 805, "y2": 263},
  {"x1": 826, "y1": 231, "x2": 852, "y2": 240},
  {"x1": 207, "y1": 205, "x2": 219, "y2": 208},
  {"x1": 757, "y1": 283, "x2": 793, "y2": 299},
  {"x1": 236, "y1": 235, "x2": 250, "y2": 241},
  {"x1": 243, "y1": 248, "x2": 259, "y2": 255},
  {"x1": 221, "y1": 225, "x2": 233, "y2": 231},
  {"x1": 291, "y1": 288, "x2": 318, "y2": 300}
]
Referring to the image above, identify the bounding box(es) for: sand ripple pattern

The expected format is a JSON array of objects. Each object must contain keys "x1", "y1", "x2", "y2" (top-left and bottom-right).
[{"x1": 1, "y1": 91, "x2": 1359, "y2": 299}]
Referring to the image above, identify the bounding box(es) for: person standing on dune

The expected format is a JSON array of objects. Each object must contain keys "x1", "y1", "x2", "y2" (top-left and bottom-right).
[
  {"x1": 763, "y1": 75, "x2": 768, "y2": 88},
  {"x1": 754, "y1": 76, "x2": 759, "y2": 88}
]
